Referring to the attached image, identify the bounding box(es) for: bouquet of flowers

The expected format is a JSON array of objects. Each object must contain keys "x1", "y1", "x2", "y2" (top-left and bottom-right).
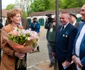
[
  {"x1": 9, "y1": 27, "x2": 38, "y2": 47},
  {"x1": 1, "y1": 27, "x2": 39, "y2": 68}
]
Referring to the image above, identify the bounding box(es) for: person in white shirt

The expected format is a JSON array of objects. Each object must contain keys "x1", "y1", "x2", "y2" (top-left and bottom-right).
[{"x1": 72, "y1": 4, "x2": 85, "y2": 70}]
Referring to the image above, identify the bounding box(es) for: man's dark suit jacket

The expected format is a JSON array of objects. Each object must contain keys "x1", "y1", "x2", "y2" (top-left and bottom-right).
[{"x1": 54, "y1": 23, "x2": 77, "y2": 62}]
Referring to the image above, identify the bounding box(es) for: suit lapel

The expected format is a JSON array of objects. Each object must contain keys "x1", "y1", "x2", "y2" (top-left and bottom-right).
[
  {"x1": 75, "y1": 22, "x2": 84, "y2": 41},
  {"x1": 80, "y1": 23, "x2": 85, "y2": 43},
  {"x1": 82, "y1": 34, "x2": 85, "y2": 43},
  {"x1": 74, "y1": 22, "x2": 85, "y2": 47},
  {"x1": 56, "y1": 26, "x2": 62, "y2": 41}
]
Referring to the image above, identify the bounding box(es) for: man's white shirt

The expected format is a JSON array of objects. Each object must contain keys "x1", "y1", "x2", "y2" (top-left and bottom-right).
[
  {"x1": 73, "y1": 20, "x2": 77, "y2": 26},
  {"x1": 75, "y1": 24, "x2": 85, "y2": 56}
]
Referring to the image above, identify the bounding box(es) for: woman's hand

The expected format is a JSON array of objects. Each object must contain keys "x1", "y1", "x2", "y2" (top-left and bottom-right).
[{"x1": 14, "y1": 52, "x2": 25, "y2": 59}]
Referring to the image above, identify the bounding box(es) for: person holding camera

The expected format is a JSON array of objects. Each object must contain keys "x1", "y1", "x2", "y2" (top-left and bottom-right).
[
  {"x1": 30, "y1": 17, "x2": 40, "y2": 52},
  {"x1": 30, "y1": 17, "x2": 40, "y2": 34},
  {"x1": 45, "y1": 14, "x2": 56, "y2": 67}
]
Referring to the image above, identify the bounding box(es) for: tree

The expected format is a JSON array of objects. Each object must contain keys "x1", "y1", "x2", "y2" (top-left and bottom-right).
[
  {"x1": 59, "y1": 0, "x2": 85, "y2": 9},
  {"x1": 6, "y1": 4, "x2": 15, "y2": 10},
  {"x1": 15, "y1": 0, "x2": 30, "y2": 14},
  {"x1": 15, "y1": 0, "x2": 31, "y2": 18},
  {"x1": 30, "y1": 0, "x2": 46, "y2": 12},
  {"x1": 49, "y1": 0, "x2": 56, "y2": 10},
  {"x1": 30, "y1": 0, "x2": 56, "y2": 12}
]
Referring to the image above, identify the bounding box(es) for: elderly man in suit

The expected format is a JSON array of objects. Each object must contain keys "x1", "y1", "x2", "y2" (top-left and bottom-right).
[
  {"x1": 53, "y1": 12, "x2": 77, "y2": 70},
  {"x1": 72, "y1": 4, "x2": 85, "y2": 70}
]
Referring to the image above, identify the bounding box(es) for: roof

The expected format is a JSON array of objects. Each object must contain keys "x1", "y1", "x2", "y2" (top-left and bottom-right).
[
  {"x1": 0, "y1": 8, "x2": 81, "y2": 17},
  {"x1": 29, "y1": 10, "x2": 56, "y2": 17},
  {"x1": 2, "y1": 10, "x2": 8, "y2": 17},
  {"x1": 28, "y1": 8, "x2": 81, "y2": 17},
  {"x1": 60, "y1": 8, "x2": 81, "y2": 13}
]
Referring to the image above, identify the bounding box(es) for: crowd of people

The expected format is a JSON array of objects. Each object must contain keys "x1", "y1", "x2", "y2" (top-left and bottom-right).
[
  {"x1": 0, "y1": 4, "x2": 85, "y2": 70},
  {"x1": 44, "y1": 4, "x2": 85, "y2": 70}
]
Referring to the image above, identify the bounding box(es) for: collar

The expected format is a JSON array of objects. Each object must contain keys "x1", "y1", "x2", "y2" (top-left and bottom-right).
[
  {"x1": 62, "y1": 23, "x2": 69, "y2": 29},
  {"x1": 73, "y1": 20, "x2": 77, "y2": 26}
]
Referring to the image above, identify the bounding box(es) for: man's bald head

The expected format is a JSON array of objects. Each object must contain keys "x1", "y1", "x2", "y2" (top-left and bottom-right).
[
  {"x1": 60, "y1": 12, "x2": 70, "y2": 19},
  {"x1": 59, "y1": 12, "x2": 71, "y2": 25}
]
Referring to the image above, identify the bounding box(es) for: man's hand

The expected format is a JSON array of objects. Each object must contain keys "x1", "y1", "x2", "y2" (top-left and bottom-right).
[
  {"x1": 52, "y1": 52, "x2": 56, "y2": 57},
  {"x1": 65, "y1": 61, "x2": 71, "y2": 67},
  {"x1": 77, "y1": 59, "x2": 83, "y2": 68},
  {"x1": 72, "y1": 55, "x2": 83, "y2": 68},
  {"x1": 52, "y1": 22, "x2": 56, "y2": 27},
  {"x1": 72, "y1": 55, "x2": 77, "y2": 64},
  {"x1": 62, "y1": 61, "x2": 66, "y2": 67},
  {"x1": 62, "y1": 60, "x2": 71, "y2": 68}
]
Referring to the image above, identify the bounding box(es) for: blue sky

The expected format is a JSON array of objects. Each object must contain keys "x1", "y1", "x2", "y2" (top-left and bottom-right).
[{"x1": 2, "y1": 0, "x2": 15, "y2": 9}]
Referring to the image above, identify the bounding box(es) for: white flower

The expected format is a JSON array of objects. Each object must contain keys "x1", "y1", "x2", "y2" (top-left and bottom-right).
[
  {"x1": 27, "y1": 37, "x2": 31, "y2": 40},
  {"x1": 13, "y1": 27, "x2": 18, "y2": 30}
]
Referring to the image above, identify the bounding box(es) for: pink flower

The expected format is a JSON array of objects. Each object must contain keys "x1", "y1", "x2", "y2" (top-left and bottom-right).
[
  {"x1": 12, "y1": 30, "x2": 19, "y2": 36},
  {"x1": 30, "y1": 31, "x2": 39, "y2": 39},
  {"x1": 31, "y1": 31, "x2": 37, "y2": 36},
  {"x1": 30, "y1": 33, "x2": 35, "y2": 39}
]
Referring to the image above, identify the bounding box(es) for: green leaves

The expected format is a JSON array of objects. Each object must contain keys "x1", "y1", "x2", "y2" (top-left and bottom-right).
[
  {"x1": 6, "y1": 4, "x2": 15, "y2": 10},
  {"x1": 30, "y1": 0, "x2": 56, "y2": 12},
  {"x1": 32, "y1": 39, "x2": 38, "y2": 48},
  {"x1": 59, "y1": 0, "x2": 85, "y2": 9},
  {"x1": 30, "y1": 0, "x2": 85, "y2": 13},
  {"x1": 30, "y1": 0, "x2": 45, "y2": 12},
  {"x1": 9, "y1": 34, "x2": 26, "y2": 45}
]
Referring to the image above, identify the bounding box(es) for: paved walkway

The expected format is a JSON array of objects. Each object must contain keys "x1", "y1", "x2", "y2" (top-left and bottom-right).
[
  {"x1": 27, "y1": 60, "x2": 54, "y2": 70},
  {"x1": 27, "y1": 26, "x2": 56, "y2": 70},
  {"x1": 0, "y1": 61, "x2": 55, "y2": 70},
  {"x1": 27, "y1": 26, "x2": 49, "y2": 66}
]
